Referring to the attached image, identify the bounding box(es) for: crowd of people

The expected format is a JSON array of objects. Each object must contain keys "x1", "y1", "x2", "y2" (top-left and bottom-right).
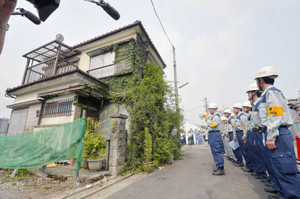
[
  {"x1": 201, "y1": 66, "x2": 300, "y2": 199},
  {"x1": 180, "y1": 128, "x2": 206, "y2": 145}
]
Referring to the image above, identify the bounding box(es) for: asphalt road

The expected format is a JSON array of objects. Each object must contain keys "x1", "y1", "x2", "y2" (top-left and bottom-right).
[{"x1": 105, "y1": 144, "x2": 272, "y2": 199}]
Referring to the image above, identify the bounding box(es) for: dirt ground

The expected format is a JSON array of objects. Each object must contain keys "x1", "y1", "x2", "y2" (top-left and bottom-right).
[{"x1": 0, "y1": 169, "x2": 93, "y2": 199}]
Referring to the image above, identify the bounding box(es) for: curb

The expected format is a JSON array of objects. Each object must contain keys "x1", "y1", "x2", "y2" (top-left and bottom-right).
[{"x1": 60, "y1": 173, "x2": 134, "y2": 199}]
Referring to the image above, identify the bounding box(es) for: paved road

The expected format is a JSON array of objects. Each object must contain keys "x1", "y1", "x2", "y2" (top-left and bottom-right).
[{"x1": 92, "y1": 144, "x2": 273, "y2": 199}]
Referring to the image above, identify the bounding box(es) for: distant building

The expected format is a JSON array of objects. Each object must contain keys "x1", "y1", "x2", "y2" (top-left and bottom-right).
[{"x1": 0, "y1": 118, "x2": 9, "y2": 135}]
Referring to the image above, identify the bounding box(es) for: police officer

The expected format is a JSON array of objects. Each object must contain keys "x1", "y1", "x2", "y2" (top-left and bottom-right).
[
  {"x1": 224, "y1": 109, "x2": 236, "y2": 162},
  {"x1": 204, "y1": 103, "x2": 225, "y2": 175},
  {"x1": 246, "y1": 83, "x2": 268, "y2": 182},
  {"x1": 255, "y1": 66, "x2": 300, "y2": 199},
  {"x1": 232, "y1": 103, "x2": 246, "y2": 167},
  {"x1": 241, "y1": 101, "x2": 255, "y2": 172}
]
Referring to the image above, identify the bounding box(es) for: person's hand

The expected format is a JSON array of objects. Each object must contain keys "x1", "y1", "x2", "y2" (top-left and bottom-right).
[
  {"x1": 253, "y1": 140, "x2": 256, "y2": 147},
  {"x1": 233, "y1": 137, "x2": 237, "y2": 142},
  {"x1": 0, "y1": 0, "x2": 17, "y2": 22},
  {"x1": 242, "y1": 136, "x2": 247, "y2": 143},
  {"x1": 266, "y1": 140, "x2": 276, "y2": 150}
]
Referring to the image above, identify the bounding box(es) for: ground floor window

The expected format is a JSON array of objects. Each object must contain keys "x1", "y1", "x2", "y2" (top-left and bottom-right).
[{"x1": 44, "y1": 99, "x2": 74, "y2": 117}]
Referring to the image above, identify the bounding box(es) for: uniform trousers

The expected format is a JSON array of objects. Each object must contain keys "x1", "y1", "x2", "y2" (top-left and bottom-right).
[
  {"x1": 208, "y1": 131, "x2": 225, "y2": 168},
  {"x1": 265, "y1": 127, "x2": 300, "y2": 199}
]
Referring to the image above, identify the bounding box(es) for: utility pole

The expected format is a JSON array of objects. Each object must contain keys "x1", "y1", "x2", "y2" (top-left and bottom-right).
[
  {"x1": 204, "y1": 97, "x2": 208, "y2": 113},
  {"x1": 173, "y1": 46, "x2": 179, "y2": 112}
]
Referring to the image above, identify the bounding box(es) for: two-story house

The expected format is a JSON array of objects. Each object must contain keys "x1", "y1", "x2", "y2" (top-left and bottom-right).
[{"x1": 5, "y1": 21, "x2": 166, "y2": 137}]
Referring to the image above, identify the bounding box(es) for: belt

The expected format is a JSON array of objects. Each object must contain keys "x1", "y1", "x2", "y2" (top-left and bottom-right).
[
  {"x1": 236, "y1": 130, "x2": 243, "y2": 133},
  {"x1": 208, "y1": 130, "x2": 220, "y2": 133},
  {"x1": 228, "y1": 131, "x2": 233, "y2": 134},
  {"x1": 252, "y1": 126, "x2": 266, "y2": 134},
  {"x1": 279, "y1": 125, "x2": 287, "y2": 128}
]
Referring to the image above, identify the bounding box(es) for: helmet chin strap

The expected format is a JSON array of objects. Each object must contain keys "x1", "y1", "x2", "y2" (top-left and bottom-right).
[
  {"x1": 250, "y1": 91, "x2": 255, "y2": 101},
  {"x1": 257, "y1": 78, "x2": 263, "y2": 92}
]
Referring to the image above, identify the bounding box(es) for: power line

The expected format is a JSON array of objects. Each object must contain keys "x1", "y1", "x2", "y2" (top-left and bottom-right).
[
  {"x1": 184, "y1": 105, "x2": 204, "y2": 113},
  {"x1": 149, "y1": 0, "x2": 174, "y2": 47}
]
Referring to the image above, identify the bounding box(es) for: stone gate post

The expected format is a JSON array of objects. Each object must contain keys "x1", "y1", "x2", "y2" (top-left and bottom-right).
[{"x1": 109, "y1": 114, "x2": 128, "y2": 176}]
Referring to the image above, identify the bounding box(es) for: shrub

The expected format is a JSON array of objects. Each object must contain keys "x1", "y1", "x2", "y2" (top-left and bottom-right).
[{"x1": 82, "y1": 117, "x2": 106, "y2": 160}]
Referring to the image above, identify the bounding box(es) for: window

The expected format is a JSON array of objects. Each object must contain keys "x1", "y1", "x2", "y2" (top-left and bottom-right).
[
  {"x1": 44, "y1": 99, "x2": 73, "y2": 117},
  {"x1": 89, "y1": 52, "x2": 115, "y2": 70},
  {"x1": 88, "y1": 52, "x2": 115, "y2": 78}
]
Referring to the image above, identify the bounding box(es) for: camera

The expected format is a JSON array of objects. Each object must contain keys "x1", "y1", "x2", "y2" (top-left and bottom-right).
[
  {"x1": 26, "y1": 0, "x2": 60, "y2": 22},
  {"x1": 288, "y1": 103, "x2": 300, "y2": 110}
]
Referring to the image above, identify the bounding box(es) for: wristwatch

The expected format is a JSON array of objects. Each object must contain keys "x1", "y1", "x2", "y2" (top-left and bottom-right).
[{"x1": 0, "y1": 22, "x2": 9, "y2": 31}]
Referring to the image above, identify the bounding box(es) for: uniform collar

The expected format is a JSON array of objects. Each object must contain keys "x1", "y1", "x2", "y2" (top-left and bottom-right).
[
  {"x1": 253, "y1": 97, "x2": 261, "y2": 106},
  {"x1": 261, "y1": 85, "x2": 274, "y2": 96}
]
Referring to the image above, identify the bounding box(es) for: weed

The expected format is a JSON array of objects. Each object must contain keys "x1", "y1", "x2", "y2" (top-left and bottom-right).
[
  {"x1": 1, "y1": 178, "x2": 10, "y2": 183},
  {"x1": 12, "y1": 182, "x2": 16, "y2": 186},
  {"x1": 44, "y1": 185, "x2": 51, "y2": 190}
]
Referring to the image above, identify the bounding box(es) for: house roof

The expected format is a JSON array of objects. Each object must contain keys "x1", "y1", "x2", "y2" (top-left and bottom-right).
[{"x1": 72, "y1": 20, "x2": 166, "y2": 68}]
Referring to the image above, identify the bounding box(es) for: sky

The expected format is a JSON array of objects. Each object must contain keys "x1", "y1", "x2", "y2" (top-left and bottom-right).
[{"x1": 0, "y1": 0, "x2": 299, "y2": 127}]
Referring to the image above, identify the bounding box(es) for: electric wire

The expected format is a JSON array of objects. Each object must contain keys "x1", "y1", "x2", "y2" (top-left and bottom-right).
[{"x1": 149, "y1": 0, "x2": 174, "y2": 48}]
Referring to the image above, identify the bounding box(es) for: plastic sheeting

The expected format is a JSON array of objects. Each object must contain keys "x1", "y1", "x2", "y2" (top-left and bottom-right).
[{"x1": 0, "y1": 118, "x2": 86, "y2": 177}]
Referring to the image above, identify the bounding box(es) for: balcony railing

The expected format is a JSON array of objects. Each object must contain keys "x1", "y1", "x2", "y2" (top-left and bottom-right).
[
  {"x1": 21, "y1": 40, "x2": 80, "y2": 85},
  {"x1": 23, "y1": 58, "x2": 78, "y2": 85},
  {"x1": 87, "y1": 61, "x2": 131, "y2": 79}
]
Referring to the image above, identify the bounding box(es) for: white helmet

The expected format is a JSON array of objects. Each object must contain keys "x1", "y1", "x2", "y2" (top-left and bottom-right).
[
  {"x1": 242, "y1": 101, "x2": 252, "y2": 108},
  {"x1": 221, "y1": 116, "x2": 227, "y2": 121},
  {"x1": 224, "y1": 109, "x2": 232, "y2": 114},
  {"x1": 255, "y1": 66, "x2": 278, "y2": 80},
  {"x1": 233, "y1": 103, "x2": 243, "y2": 109},
  {"x1": 246, "y1": 83, "x2": 259, "y2": 93},
  {"x1": 208, "y1": 103, "x2": 218, "y2": 109}
]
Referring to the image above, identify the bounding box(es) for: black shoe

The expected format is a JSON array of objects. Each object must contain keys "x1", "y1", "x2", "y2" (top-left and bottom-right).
[
  {"x1": 264, "y1": 181, "x2": 274, "y2": 187},
  {"x1": 212, "y1": 167, "x2": 225, "y2": 175},
  {"x1": 212, "y1": 165, "x2": 218, "y2": 172},
  {"x1": 241, "y1": 167, "x2": 254, "y2": 172},
  {"x1": 268, "y1": 195, "x2": 284, "y2": 199},
  {"x1": 255, "y1": 175, "x2": 264, "y2": 179},
  {"x1": 251, "y1": 172, "x2": 258, "y2": 176},
  {"x1": 261, "y1": 178, "x2": 268, "y2": 183},
  {"x1": 264, "y1": 187, "x2": 278, "y2": 194},
  {"x1": 234, "y1": 162, "x2": 244, "y2": 167}
]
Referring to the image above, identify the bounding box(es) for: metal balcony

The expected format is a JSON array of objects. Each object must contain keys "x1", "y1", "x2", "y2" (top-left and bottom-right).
[{"x1": 22, "y1": 40, "x2": 80, "y2": 85}]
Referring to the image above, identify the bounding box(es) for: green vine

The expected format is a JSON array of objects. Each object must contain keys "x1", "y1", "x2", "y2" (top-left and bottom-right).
[{"x1": 100, "y1": 34, "x2": 182, "y2": 172}]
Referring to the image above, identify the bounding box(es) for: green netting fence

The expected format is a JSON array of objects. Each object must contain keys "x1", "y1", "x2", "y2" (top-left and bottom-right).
[{"x1": 0, "y1": 117, "x2": 86, "y2": 178}]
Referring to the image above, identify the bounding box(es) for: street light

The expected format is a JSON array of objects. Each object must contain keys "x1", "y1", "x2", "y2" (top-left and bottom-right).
[{"x1": 179, "y1": 82, "x2": 189, "y2": 89}]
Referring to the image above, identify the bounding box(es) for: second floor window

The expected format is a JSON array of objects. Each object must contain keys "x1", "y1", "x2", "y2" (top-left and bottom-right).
[
  {"x1": 90, "y1": 52, "x2": 115, "y2": 70},
  {"x1": 89, "y1": 52, "x2": 115, "y2": 78}
]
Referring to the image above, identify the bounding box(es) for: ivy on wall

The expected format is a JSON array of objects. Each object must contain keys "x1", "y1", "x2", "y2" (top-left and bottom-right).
[{"x1": 101, "y1": 33, "x2": 183, "y2": 172}]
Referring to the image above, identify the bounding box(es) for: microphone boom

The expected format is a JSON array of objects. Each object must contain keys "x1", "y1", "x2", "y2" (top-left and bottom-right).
[{"x1": 24, "y1": 10, "x2": 41, "y2": 25}]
